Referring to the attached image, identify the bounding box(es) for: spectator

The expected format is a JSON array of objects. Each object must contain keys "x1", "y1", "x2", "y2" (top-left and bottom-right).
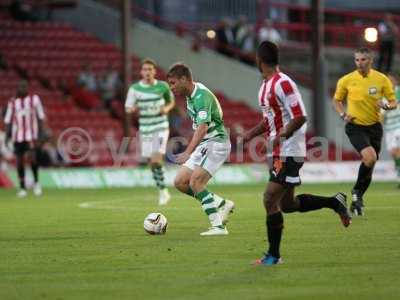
[
  {"x1": 0, "y1": 53, "x2": 7, "y2": 70},
  {"x1": 9, "y1": 0, "x2": 36, "y2": 21},
  {"x1": 99, "y1": 64, "x2": 121, "y2": 110},
  {"x1": 77, "y1": 63, "x2": 97, "y2": 92},
  {"x1": 232, "y1": 15, "x2": 248, "y2": 46},
  {"x1": 238, "y1": 24, "x2": 257, "y2": 65},
  {"x1": 215, "y1": 19, "x2": 235, "y2": 57},
  {"x1": 36, "y1": 128, "x2": 65, "y2": 167},
  {"x1": 377, "y1": 13, "x2": 399, "y2": 73},
  {"x1": 258, "y1": 19, "x2": 282, "y2": 45}
]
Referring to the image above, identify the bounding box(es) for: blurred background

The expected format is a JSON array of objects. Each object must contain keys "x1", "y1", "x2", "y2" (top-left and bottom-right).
[{"x1": 0, "y1": 0, "x2": 399, "y2": 187}]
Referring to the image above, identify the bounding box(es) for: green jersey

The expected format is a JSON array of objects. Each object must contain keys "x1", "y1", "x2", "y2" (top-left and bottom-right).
[
  {"x1": 384, "y1": 86, "x2": 400, "y2": 132},
  {"x1": 186, "y1": 82, "x2": 228, "y2": 143},
  {"x1": 125, "y1": 80, "x2": 174, "y2": 135}
]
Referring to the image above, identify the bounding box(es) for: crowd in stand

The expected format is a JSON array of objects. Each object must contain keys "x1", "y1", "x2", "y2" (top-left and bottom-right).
[
  {"x1": 72, "y1": 63, "x2": 122, "y2": 114},
  {"x1": 214, "y1": 17, "x2": 282, "y2": 65}
]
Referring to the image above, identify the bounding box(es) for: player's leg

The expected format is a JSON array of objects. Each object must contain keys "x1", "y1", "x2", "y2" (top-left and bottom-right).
[
  {"x1": 189, "y1": 166, "x2": 226, "y2": 235},
  {"x1": 29, "y1": 143, "x2": 42, "y2": 196},
  {"x1": 195, "y1": 140, "x2": 234, "y2": 226},
  {"x1": 345, "y1": 123, "x2": 377, "y2": 215},
  {"x1": 254, "y1": 156, "x2": 296, "y2": 265},
  {"x1": 280, "y1": 186, "x2": 351, "y2": 227},
  {"x1": 174, "y1": 165, "x2": 194, "y2": 196},
  {"x1": 354, "y1": 123, "x2": 382, "y2": 214},
  {"x1": 141, "y1": 131, "x2": 170, "y2": 204},
  {"x1": 254, "y1": 181, "x2": 286, "y2": 265},
  {"x1": 175, "y1": 151, "x2": 233, "y2": 225},
  {"x1": 150, "y1": 152, "x2": 169, "y2": 205},
  {"x1": 14, "y1": 142, "x2": 27, "y2": 197}
]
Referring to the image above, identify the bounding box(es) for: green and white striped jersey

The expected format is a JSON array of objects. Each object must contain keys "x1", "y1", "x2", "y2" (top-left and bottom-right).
[
  {"x1": 186, "y1": 82, "x2": 228, "y2": 143},
  {"x1": 384, "y1": 86, "x2": 400, "y2": 132},
  {"x1": 125, "y1": 80, "x2": 174, "y2": 135}
]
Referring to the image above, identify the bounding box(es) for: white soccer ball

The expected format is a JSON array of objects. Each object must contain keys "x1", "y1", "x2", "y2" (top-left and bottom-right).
[{"x1": 144, "y1": 213, "x2": 168, "y2": 235}]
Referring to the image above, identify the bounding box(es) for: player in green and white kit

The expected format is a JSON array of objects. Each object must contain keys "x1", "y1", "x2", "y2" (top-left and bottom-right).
[
  {"x1": 167, "y1": 63, "x2": 234, "y2": 236},
  {"x1": 384, "y1": 73, "x2": 400, "y2": 187},
  {"x1": 125, "y1": 59, "x2": 175, "y2": 205}
]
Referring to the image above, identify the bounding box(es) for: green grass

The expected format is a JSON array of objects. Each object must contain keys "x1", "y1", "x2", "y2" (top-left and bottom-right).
[{"x1": 0, "y1": 183, "x2": 399, "y2": 300}]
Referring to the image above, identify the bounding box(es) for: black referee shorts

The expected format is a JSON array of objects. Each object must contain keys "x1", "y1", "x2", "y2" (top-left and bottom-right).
[{"x1": 345, "y1": 122, "x2": 383, "y2": 156}]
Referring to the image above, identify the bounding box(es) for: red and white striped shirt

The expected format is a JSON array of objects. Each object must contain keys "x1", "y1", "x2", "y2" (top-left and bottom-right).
[
  {"x1": 258, "y1": 72, "x2": 307, "y2": 157},
  {"x1": 3, "y1": 94, "x2": 45, "y2": 143}
]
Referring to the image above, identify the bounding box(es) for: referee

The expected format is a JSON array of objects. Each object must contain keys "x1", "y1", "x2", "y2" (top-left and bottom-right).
[{"x1": 333, "y1": 47, "x2": 397, "y2": 216}]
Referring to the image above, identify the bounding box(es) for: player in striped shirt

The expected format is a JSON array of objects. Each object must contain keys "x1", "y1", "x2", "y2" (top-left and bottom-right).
[
  {"x1": 125, "y1": 58, "x2": 175, "y2": 205},
  {"x1": 242, "y1": 41, "x2": 351, "y2": 265},
  {"x1": 167, "y1": 63, "x2": 234, "y2": 236},
  {"x1": 384, "y1": 73, "x2": 400, "y2": 187},
  {"x1": 3, "y1": 80, "x2": 45, "y2": 197}
]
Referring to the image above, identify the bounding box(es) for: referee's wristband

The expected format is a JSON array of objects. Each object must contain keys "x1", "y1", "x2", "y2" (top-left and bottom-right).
[{"x1": 340, "y1": 112, "x2": 346, "y2": 120}]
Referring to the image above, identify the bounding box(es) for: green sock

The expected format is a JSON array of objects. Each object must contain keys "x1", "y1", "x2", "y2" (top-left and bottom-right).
[
  {"x1": 212, "y1": 193, "x2": 226, "y2": 208},
  {"x1": 151, "y1": 165, "x2": 166, "y2": 190},
  {"x1": 184, "y1": 188, "x2": 224, "y2": 209},
  {"x1": 195, "y1": 189, "x2": 224, "y2": 228}
]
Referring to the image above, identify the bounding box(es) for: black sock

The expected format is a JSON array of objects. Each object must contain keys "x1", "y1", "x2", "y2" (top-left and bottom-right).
[
  {"x1": 296, "y1": 194, "x2": 336, "y2": 212},
  {"x1": 266, "y1": 212, "x2": 284, "y2": 258},
  {"x1": 360, "y1": 176, "x2": 372, "y2": 196},
  {"x1": 353, "y1": 163, "x2": 373, "y2": 197},
  {"x1": 17, "y1": 162, "x2": 25, "y2": 189},
  {"x1": 31, "y1": 163, "x2": 39, "y2": 183}
]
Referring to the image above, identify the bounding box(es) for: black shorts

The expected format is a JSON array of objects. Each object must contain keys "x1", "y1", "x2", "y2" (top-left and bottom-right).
[
  {"x1": 345, "y1": 122, "x2": 383, "y2": 155},
  {"x1": 268, "y1": 156, "x2": 304, "y2": 186},
  {"x1": 13, "y1": 141, "x2": 34, "y2": 156}
]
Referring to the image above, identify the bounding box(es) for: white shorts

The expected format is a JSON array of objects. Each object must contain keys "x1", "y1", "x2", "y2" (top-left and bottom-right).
[
  {"x1": 385, "y1": 130, "x2": 400, "y2": 152},
  {"x1": 140, "y1": 130, "x2": 169, "y2": 158},
  {"x1": 183, "y1": 139, "x2": 231, "y2": 176}
]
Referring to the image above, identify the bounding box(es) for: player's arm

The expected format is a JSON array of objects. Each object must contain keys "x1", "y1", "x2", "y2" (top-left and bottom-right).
[
  {"x1": 160, "y1": 84, "x2": 175, "y2": 115},
  {"x1": 378, "y1": 76, "x2": 397, "y2": 110},
  {"x1": 332, "y1": 78, "x2": 355, "y2": 122},
  {"x1": 176, "y1": 123, "x2": 208, "y2": 164},
  {"x1": 176, "y1": 96, "x2": 211, "y2": 164},
  {"x1": 186, "y1": 123, "x2": 208, "y2": 155},
  {"x1": 276, "y1": 80, "x2": 307, "y2": 140},
  {"x1": 34, "y1": 95, "x2": 46, "y2": 139},
  {"x1": 125, "y1": 87, "x2": 138, "y2": 114},
  {"x1": 4, "y1": 124, "x2": 11, "y2": 145},
  {"x1": 3, "y1": 101, "x2": 13, "y2": 144},
  {"x1": 242, "y1": 119, "x2": 267, "y2": 143},
  {"x1": 278, "y1": 116, "x2": 307, "y2": 139}
]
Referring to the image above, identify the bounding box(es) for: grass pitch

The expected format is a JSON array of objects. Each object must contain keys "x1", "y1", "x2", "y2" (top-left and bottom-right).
[{"x1": 0, "y1": 182, "x2": 399, "y2": 300}]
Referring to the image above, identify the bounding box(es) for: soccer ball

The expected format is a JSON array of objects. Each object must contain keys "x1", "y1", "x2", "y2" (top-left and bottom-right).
[{"x1": 143, "y1": 213, "x2": 168, "y2": 235}]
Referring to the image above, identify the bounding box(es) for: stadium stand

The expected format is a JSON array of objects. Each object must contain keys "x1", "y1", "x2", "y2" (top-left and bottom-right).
[{"x1": 0, "y1": 7, "x2": 358, "y2": 166}]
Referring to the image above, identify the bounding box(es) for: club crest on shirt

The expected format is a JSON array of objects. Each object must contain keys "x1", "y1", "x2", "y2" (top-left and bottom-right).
[
  {"x1": 198, "y1": 110, "x2": 208, "y2": 120},
  {"x1": 368, "y1": 87, "x2": 377, "y2": 95}
]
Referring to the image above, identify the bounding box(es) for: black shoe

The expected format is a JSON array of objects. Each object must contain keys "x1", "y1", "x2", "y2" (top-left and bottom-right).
[
  {"x1": 333, "y1": 192, "x2": 352, "y2": 227},
  {"x1": 351, "y1": 190, "x2": 364, "y2": 216}
]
